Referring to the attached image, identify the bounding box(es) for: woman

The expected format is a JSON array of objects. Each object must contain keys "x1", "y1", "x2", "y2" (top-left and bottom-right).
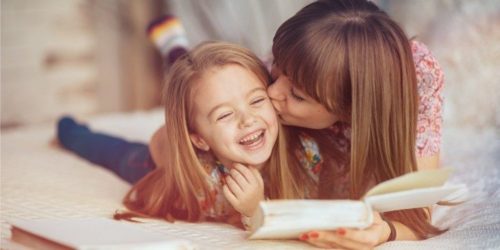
[{"x1": 267, "y1": 0, "x2": 444, "y2": 248}]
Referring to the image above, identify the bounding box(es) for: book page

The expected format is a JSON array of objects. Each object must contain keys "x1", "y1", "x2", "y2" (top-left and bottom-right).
[
  {"x1": 9, "y1": 218, "x2": 194, "y2": 250},
  {"x1": 364, "y1": 168, "x2": 452, "y2": 197},
  {"x1": 365, "y1": 184, "x2": 467, "y2": 212},
  {"x1": 249, "y1": 200, "x2": 373, "y2": 240}
]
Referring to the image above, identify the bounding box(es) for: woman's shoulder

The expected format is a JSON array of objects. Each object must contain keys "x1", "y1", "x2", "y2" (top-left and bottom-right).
[
  {"x1": 410, "y1": 40, "x2": 445, "y2": 91},
  {"x1": 410, "y1": 40, "x2": 444, "y2": 157},
  {"x1": 410, "y1": 40, "x2": 432, "y2": 57}
]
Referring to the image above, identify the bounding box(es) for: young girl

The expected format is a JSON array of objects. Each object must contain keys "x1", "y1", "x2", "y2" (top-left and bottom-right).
[
  {"x1": 267, "y1": 0, "x2": 445, "y2": 248},
  {"x1": 58, "y1": 41, "x2": 313, "y2": 227}
]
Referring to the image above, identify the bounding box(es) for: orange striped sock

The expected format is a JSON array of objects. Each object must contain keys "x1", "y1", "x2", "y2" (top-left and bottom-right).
[{"x1": 146, "y1": 15, "x2": 189, "y2": 65}]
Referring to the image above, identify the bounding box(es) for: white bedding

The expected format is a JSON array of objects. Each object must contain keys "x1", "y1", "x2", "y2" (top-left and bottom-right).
[{"x1": 1, "y1": 109, "x2": 499, "y2": 249}]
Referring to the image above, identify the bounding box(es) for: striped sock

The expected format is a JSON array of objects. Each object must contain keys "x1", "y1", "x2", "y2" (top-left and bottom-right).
[{"x1": 146, "y1": 15, "x2": 189, "y2": 65}]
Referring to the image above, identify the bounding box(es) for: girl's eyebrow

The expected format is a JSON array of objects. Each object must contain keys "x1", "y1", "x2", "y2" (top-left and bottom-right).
[
  {"x1": 206, "y1": 87, "x2": 267, "y2": 118},
  {"x1": 246, "y1": 87, "x2": 267, "y2": 97}
]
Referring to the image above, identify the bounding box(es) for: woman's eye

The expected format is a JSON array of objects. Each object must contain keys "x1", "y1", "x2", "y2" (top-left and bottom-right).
[
  {"x1": 216, "y1": 112, "x2": 233, "y2": 121},
  {"x1": 290, "y1": 88, "x2": 305, "y2": 101}
]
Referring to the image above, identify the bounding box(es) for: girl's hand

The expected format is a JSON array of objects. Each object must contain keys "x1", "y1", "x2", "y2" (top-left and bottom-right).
[
  {"x1": 222, "y1": 163, "x2": 264, "y2": 217},
  {"x1": 299, "y1": 212, "x2": 391, "y2": 249}
]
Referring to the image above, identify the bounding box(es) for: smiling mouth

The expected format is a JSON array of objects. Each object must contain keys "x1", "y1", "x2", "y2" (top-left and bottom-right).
[{"x1": 239, "y1": 130, "x2": 265, "y2": 146}]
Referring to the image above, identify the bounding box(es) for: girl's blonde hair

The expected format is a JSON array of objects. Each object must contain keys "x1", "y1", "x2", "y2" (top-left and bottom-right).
[
  {"x1": 120, "y1": 41, "x2": 313, "y2": 222},
  {"x1": 272, "y1": 0, "x2": 443, "y2": 238}
]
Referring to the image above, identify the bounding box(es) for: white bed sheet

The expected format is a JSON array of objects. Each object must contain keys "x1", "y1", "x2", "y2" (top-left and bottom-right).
[{"x1": 1, "y1": 109, "x2": 499, "y2": 249}]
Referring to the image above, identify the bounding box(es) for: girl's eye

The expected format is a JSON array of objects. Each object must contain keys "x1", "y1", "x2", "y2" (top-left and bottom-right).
[
  {"x1": 290, "y1": 88, "x2": 305, "y2": 102},
  {"x1": 216, "y1": 112, "x2": 233, "y2": 121},
  {"x1": 251, "y1": 97, "x2": 266, "y2": 105}
]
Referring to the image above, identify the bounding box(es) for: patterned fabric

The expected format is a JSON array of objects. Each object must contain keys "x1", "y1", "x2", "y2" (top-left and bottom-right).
[
  {"x1": 296, "y1": 133, "x2": 323, "y2": 183},
  {"x1": 195, "y1": 153, "x2": 237, "y2": 221},
  {"x1": 411, "y1": 40, "x2": 444, "y2": 157},
  {"x1": 295, "y1": 125, "x2": 355, "y2": 199}
]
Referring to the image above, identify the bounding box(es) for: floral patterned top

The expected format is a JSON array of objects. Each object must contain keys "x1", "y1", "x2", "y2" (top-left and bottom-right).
[
  {"x1": 196, "y1": 153, "x2": 236, "y2": 221},
  {"x1": 412, "y1": 40, "x2": 444, "y2": 157}
]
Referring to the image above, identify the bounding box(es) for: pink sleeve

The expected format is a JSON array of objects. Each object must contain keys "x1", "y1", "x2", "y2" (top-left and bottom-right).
[{"x1": 411, "y1": 41, "x2": 445, "y2": 157}]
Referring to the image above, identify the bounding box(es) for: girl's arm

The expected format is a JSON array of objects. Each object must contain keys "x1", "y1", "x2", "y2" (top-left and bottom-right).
[{"x1": 149, "y1": 125, "x2": 167, "y2": 167}]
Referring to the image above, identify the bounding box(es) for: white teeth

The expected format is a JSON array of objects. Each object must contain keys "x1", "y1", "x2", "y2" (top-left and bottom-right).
[
  {"x1": 241, "y1": 133, "x2": 259, "y2": 142},
  {"x1": 239, "y1": 131, "x2": 264, "y2": 145}
]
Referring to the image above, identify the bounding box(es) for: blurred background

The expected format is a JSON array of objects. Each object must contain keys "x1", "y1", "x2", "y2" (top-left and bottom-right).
[{"x1": 1, "y1": 0, "x2": 499, "y2": 133}]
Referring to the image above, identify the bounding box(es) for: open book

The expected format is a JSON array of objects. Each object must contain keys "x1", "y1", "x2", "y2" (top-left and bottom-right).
[
  {"x1": 9, "y1": 218, "x2": 195, "y2": 250},
  {"x1": 249, "y1": 168, "x2": 468, "y2": 240}
]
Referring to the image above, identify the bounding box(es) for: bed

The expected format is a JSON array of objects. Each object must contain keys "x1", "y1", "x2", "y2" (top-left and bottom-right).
[{"x1": 1, "y1": 109, "x2": 499, "y2": 249}]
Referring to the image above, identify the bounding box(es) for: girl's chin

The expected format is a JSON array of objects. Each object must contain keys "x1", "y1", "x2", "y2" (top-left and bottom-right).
[{"x1": 241, "y1": 155, "x2": 271, "y2": 169}]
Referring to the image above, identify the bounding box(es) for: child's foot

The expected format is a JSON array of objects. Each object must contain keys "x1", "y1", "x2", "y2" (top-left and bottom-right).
[
  {"x1": 146, "y1": 15, "x2": 189, "y2": 66},
  {"x1": 56, "y1": 116, "x2": 91, "y2": 148}
]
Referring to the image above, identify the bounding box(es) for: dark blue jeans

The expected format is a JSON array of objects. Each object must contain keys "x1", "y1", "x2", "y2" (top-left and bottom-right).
[{"x1": 57, "y1": 117, "x2": 155, "y2": 184}]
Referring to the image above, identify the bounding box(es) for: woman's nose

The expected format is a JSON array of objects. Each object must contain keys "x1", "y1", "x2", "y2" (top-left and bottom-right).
[
  {"x1": 267, "y1": 80, "x2": 287, "y2": 113},
  {"x1": 267, "y1": 80, "x2": 286, "y2": 102}
]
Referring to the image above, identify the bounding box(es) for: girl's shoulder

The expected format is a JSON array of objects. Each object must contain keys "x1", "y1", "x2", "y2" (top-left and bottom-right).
[{"x1": 149, "y1": 126, "x2": 167, "y2": 167}]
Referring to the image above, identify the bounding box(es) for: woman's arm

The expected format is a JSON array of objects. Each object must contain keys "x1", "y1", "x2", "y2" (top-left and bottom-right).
[
  {"x1": 412, "y1": 40, "x2": 444, "y2": 170},
  {"x1": 417, "y1": 154, "x2": 440, "y2": 170}
]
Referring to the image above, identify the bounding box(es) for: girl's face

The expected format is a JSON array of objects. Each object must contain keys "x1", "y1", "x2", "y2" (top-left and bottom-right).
[
  {"x1": 267, "y1": 67, "x2": 338, "y2": 129},
  {"x1": 189, "y1": 64, "x2": 278, "y2": 169}
]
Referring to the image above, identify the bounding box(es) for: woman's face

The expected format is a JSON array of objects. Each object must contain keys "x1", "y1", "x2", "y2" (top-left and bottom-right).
[{"x1": 267, "y1": 67, "x2": 338, "y2": 129}]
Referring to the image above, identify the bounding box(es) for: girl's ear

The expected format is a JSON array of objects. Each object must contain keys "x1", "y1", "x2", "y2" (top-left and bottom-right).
[{"x1": 189, "y1": 133, "x2": 210, "y2": 151}]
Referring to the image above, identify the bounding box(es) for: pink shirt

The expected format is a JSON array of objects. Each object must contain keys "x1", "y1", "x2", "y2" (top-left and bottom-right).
[{"x1": 412, "y1": 41, "x2": 444, "y2": 157}]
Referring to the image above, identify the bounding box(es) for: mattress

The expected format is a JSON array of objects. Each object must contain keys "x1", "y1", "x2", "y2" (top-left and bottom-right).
[{"x1": 1, "y1": 109, "x2": 499, "y2": 249}]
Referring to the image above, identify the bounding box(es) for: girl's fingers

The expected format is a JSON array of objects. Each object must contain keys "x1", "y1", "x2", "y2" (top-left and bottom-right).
[
  {"x1": 222, "y1": 185, "x2": 238, "y2": 205},
  {"x1": 230, "y1": 167, "x2": 249, "y2": 188},
  {"x1": 225, "y1": 176, "x2": 243, "y2": 197},
  {"x1": 233, "y1": 163, "x2": 255, "y2": 183},
  {"x1": 249, "y1": 166, "x2": 264, "y2": 187}
]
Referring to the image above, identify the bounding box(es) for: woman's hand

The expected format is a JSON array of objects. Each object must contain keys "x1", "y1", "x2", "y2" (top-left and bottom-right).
[
  {"x1": 222, "y1": 163, "x2": 264, "y2": 217},
  {"x1": 299, "y1": 212, "x2": 391, "y2": 249}
]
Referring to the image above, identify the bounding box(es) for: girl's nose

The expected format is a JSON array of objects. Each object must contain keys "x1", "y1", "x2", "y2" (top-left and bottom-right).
[{"x1": 239, "y1": 112, "x2": 257, "y2": 128}]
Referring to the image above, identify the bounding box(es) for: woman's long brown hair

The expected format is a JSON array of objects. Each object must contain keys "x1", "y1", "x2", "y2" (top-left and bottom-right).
[
  {"x1": 118, "y1": 42, "x2": 313, "y2": 223},
  {"x1": 273, "y1": 0, "x2": 443, "y2": 238}
]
